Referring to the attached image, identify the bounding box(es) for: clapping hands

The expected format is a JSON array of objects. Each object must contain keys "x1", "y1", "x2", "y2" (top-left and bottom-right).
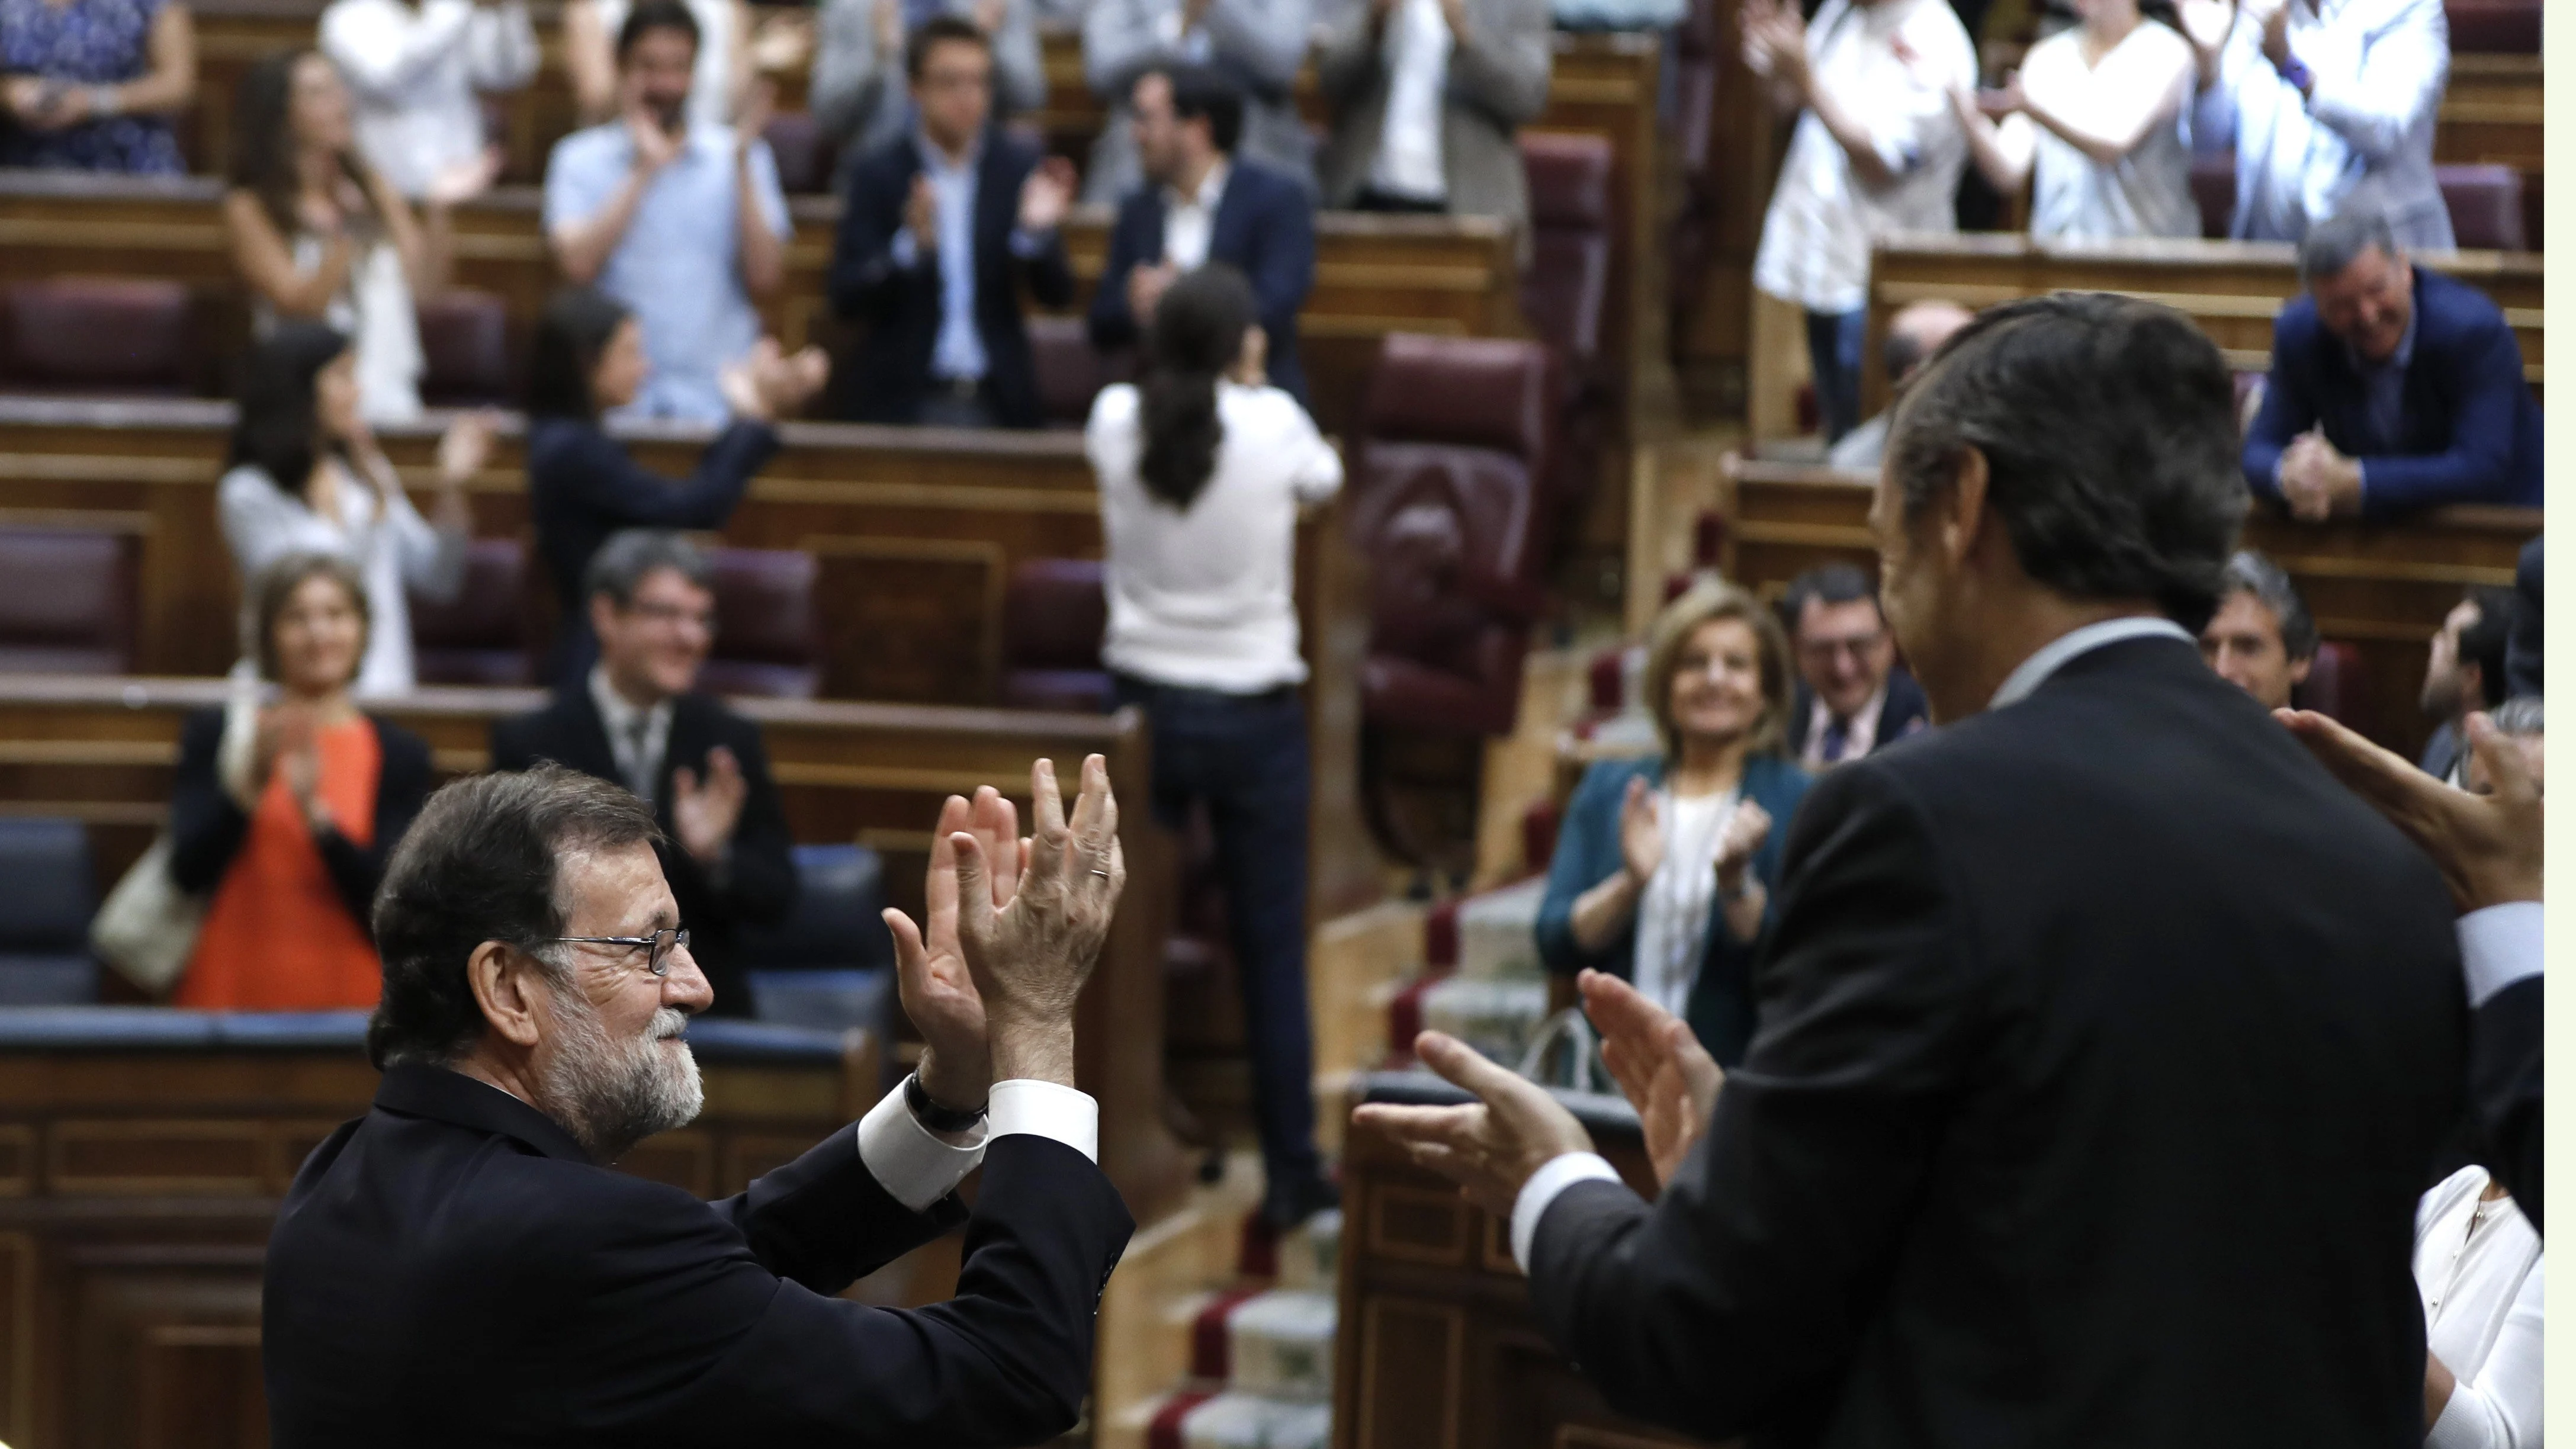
[
  {"x1": 717, "y1": 338, "x2": 830, "y2": 422},
  {"x1": 670, "y1": 745, "x2": 750, "y2": 868},
  {"x1": 885, "y1": 788, "x2": 1026, "y2": 1114},
  {"x1": 1017, "y1": 155, "x2": 1077, "y2": 234},
  {"x1": 1581, "y1": 970, "x2": 1723, "y2": 1190}
]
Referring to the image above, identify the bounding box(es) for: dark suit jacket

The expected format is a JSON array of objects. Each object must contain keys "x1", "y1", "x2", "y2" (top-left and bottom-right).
[
  {"x1": 263, "y1": 1064, "x2": 1133, "y2": 1445},
  {"x1": 168, "y1": 708, "x2": 432, "y2": 928},
  {"x1": 2243, "y1": 266, "x2": 2543, "y2": 516},
  {"x1": 2472, "y1": 974, "x2": 2542, "y2": 1225},
  {"x1": 1781, "y1": 668, "x2": 1930, "y2": 762},
  {"x1": 1528, "y1": 636, "x2": 2465, "y2": 1448},
  {"x1": 526, "y1": 415, "x2": 780, "y2": 689},
  {"x1": 1085, "y1": 159, "x2": 1314, "y2": 404},
  {"x1": 830, "y1": 126, "x2": 1075, "y2": 429},
  {"x1": 489, "y1": 689, "x2": 796, "y2": 1016}
]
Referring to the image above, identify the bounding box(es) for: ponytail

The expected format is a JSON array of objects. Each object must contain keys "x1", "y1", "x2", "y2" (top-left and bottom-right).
[{"x1": 1134, "y1": 264, "x2": 1259, "y2": 510}]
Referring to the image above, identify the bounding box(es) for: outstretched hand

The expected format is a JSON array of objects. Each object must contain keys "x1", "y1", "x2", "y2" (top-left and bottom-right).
[
  {"x1": 951, "y1": 756, "x2": 1126, "y2": 1085},
  {"x1": 2278, "y1": 708, "x2": 2541, "y2": 912},
  {"x1": 1351, "y1": 1032, "x2": 1596, "y2": 1219},
  {"x1": 884, "y1": 786, "x2": 1024, "y2": 1113},
  {"x1": 1581, "y1": 969, "x2": 1721, "y2": 1189}
]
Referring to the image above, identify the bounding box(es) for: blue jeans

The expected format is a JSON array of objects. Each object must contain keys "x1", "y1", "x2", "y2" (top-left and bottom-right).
[
  {"x1": 1113, "y1": 675, "x2": 1322, "y2": 1197},
  {"x1": 1806, "y1": 307, "x2": 1868, "y2": 444}
]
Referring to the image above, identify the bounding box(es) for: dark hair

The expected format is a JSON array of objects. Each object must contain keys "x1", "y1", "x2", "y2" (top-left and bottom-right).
[
  {"x1": 1780, "y1": 562, "x2": 1881, "y2": 635},
  {"x1": 1886, "y1": 293, "x2": 2247, "y2": 632},
  {"x1": 528, "y1": 287, "x2": 632, "y2": 420},
  {"x1": 230, "y1": 49, "x2": 373, "y2": 237},
  {"x1": 368, "y1": 764, "x2": 663, "y2": 1069},
  {"x1": 1147, "y1": 63, "x2": 1245, "y2": 155},
  {"x1": 1136, "y1": 264, "x2": 1257, "y2": 510},
  {"x1": 586, "y1": 528, "x2": 711, "y2": 608},
  {"x1": 229, "y1": 320, "x2": 351, "y2": 501},
  {"x1": 251, "y1": 551, "x2": 371, "y2": 683},
  {"x1": 2459, "y1": 584, "x2": 2517, "y2": 711},
  {"x1": 616, "y1": 0, "x2": 700, "y2": 62},
  {"x1": 2299, "y1": 206, "x2": 2400, "y2": 282},
  {"x1": 2218, "y1": 550, "x2": 2317, "y2": 661},
  {"x1": 907, "y1": 14, "x2": 990, "y2": 80}
]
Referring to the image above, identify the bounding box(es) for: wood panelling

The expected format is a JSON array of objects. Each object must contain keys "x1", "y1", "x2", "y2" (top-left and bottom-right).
[{"x1": 1718, "y1": 459, "x2": 2538, "y2": 762}]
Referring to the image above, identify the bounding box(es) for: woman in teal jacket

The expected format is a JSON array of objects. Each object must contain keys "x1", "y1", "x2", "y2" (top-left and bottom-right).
[{"x1": 1536, "y1": 577, "x2": 1811, "y2": 1066}]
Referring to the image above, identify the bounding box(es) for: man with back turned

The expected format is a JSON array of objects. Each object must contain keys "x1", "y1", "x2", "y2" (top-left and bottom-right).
[{"x1": 1363, "y1": 293, "x2": 2465, "y2": 1447}]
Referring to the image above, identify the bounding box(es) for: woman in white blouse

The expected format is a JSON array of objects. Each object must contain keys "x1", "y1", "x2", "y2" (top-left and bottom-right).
[
  {"x1": 1084, "y1": 264, "x2": 1342, "y2": 1233},
  {"x1": 318, "y1": 0, "x2": 535, "y2": 199},
  {"x1": 1948, "y1": 0, "x2": 2199, "y2": 242},
  {"x1": 2414, "y1": 1164, "x2": 2541, "y2": 1447},
  {"x1": 220, "y1": 320, "x2": 487, "y2": 698}
]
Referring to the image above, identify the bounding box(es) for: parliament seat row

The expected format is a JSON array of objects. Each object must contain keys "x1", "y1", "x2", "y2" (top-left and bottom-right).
[{"x1": 2189, "y1": 156, "x2": 2534, "y2": 253}]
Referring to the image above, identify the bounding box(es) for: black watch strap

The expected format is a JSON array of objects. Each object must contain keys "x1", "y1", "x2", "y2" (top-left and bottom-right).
[{"x1": 904, "y1": 1071, "x2": 988, "y2": 1133}]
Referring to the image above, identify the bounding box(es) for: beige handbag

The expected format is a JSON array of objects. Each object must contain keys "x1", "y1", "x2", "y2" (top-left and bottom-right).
[{"x1": 91, "y1": 665, "x2": 262, "y2": 995}]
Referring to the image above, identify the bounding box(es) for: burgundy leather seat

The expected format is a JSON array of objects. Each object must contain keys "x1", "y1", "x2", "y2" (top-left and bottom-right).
[
  {"x1": 1665, "y1": 0, "x2": 1724, "y2": 351},
  {"x1": 2436, "y1": 163, "x2": 2529, "y2": 252},
  {"x1": 2295, "y1": 641, "x2": 2372, "y2": 738},
  {"x1": 416, "y1": 289, "x2": 514, "y2": 408},
  {"x1": 998, "y1": 557, "x2": 1112, "y2": 712},
  {"x1": 410, "y1": 536, "x2": 534, "y2": 686},
  {"x1": 700, "y1": 548, "x2": 821, "y2": 699},
  {"x1": 762, "y1": 110, "x2": 839, "y2": 195},
  {"x1": 2445, "y1": 0, "x2": 2539, "y2": 52},
  {"x1": 1519, "y1": 133, "x2": 1615, "y2": 522},
  {"x1": 0, "y1": 528, "x2": 137, "y2": 674},
  {"x1": 1351, "y1": 334, "x2": 1554, "y2": 738},
  {"x1": 1029, "y1": 315, "x2": 1130, "y2": 430},
  {"x1": 1, "y1": 279, "x2": 194, "y2": 396}
]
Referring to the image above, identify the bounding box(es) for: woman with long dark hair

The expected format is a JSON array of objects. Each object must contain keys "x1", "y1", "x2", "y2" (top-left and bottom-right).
[
  {"x1": 525, "y1": 284, "x2": 825, "y2": 685},
  {"x1": 1083, "y1": 263, "x2": 1342, "y2": 1230},
  {"x1": 220, "y1": 320, "x2": 485, "y2": 696},
  {"x1": 221, "y1": 46, "x2": 487, "y2": 422},
  {"x1": 1948, "y1": 0, "x2": 2199, "y2": 240}
]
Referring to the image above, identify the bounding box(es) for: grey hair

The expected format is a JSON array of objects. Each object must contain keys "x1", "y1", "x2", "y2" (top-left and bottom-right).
[
  {"x1": 2299, "y1": 207, "x2": 2400, "y2": 283},
  {"x1": 2220, "y1": 550, "x2": 2318, "y2": 661},
  {"x1": 2490, "y1": 695, "x2": 2543, "y2": 738},
  {"x1": 584, "y1": 529, "x2": 711, "y2": 609}
]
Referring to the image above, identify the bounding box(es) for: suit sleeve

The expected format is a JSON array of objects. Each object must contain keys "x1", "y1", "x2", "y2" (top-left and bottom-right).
[
  {"x1": 1526, "y1": 759, "x2": 1987, "y2": 1441},
  {"x1": 1533, "y1": 763, "x2": 1627, "y2": 976},
  {"x1": 830, "y1": 156, "x2": 932, "y2": 321},
  {"x1": 1087, "y1": 203, "x2": 1147, "y2": 354},
  {"x1": 167, "y1": 710, "x2": 250, "y2": 894},
  {"x1": 563, "y1": 1135, "x2": 1133, "y2": 1445},
  {"x1": 714, "y1": 718, "x2": 798, "y2": 927},
  {"x1": 1246, "y1": 178, "x2": 1316, "y2": 348},
  {"x1": 311, "y1": 722, "x2": 435, "y2": 929},
  {"x1": 2470, "y1": 977, "x2": 2542, "y2": 1225},
  {"x1": 553, "y1": 422, "x2": 778, "y2": 531},
  {"x1": 2352, "y1": 323, "x2": 2532, "y2": 516},
  {"x1": 708, "y1": 1109, "x2": 969, "y2": 1291},
  {"x1": 2241, "y1": 319, "x2": 2320, "y2": 503}
]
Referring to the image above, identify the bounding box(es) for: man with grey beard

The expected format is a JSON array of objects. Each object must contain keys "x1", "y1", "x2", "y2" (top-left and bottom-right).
[{"x1": 259, "y1": 756, "x2": 1137, "y2": 1445}]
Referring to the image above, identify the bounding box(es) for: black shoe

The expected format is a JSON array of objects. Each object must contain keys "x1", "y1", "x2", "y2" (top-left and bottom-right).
[{"x1": 1260, "y1": 1171, "x2": 1340, "y2": 1233}]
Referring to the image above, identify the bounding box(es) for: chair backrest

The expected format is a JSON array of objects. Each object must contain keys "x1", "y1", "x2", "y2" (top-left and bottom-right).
[
  {"x1": 762, "y1": 110, "x2": 839, "y2": 195},
  {"x1": 1518, "y1": 133, "x2": 1615, "y2": 371},
  {"x1": 409, "y1": 536, "x2": 534, "y2": 686},
  {"x1": 0, "y1": 527, "x2": 136, "y2": 674},
  {"x1": 416, "y1": 289, "x2": 515, "y2": 407},
  {"x1": 2435, "y1": 163, "x2": 2529, "y2": 252},
  {"x1": 699, "y1": 547, "x2": 820, "y2": 699},
  {"x1": 1000, "y1": 558, "x2": 1107, "y2": 673},
  {"x1": 0, "y1": 816, "x2": 95, "y2": 1004},
  {"x1": 737, "y1": 843, "x2": 894, "y2": 973},
  {"x1": 1028, "y1": 314, "x2": 1129, "y2": 429},
  {"x1": 2295, "y1": 641, "x2": 2373, "y2": 737},
  {"x1": 1, "y1": 278, "x2": 194, "y2": 395},
  {"x1": 2445, "y1": 0, "x2": 2539, "y2": 52}
]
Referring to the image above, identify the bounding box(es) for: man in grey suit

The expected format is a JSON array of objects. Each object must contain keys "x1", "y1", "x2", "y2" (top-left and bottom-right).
[
  {"x1": 1078, "y1": 0, "x2": 1315, "y2": 205},
  {"x1": 810, "y1": 0, "x2": 1045, "y2": 163},
  {"x1": 1313, "y1": 0, "x2": 1551, "y2": 237}
]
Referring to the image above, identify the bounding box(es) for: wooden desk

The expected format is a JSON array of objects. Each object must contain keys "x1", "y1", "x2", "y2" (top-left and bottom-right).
[
  {"x1": 1855, "y1": 234, "x2": 2543, "y2": 423},
  {"x1": 1717, "y1": 459, "x2": 2538, "y2": 762},
  {"x1": 1332, "y1": 1072, "x2": 1714, "y2": 1449}
]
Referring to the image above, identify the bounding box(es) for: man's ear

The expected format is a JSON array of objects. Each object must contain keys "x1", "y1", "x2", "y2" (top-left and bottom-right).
[
  {"x1": 2289, "y1": 653, "x2": 2315, "y2": 689},
  {"x1": 587, "y1": 593, "x2": 619, "y2": 649},
  {"x1": 467, "y1": 941, "x2": 547, "y2": 1050},
  {"x1": 1941, "y1": 444, "x2": 1993, "y2": 573}
]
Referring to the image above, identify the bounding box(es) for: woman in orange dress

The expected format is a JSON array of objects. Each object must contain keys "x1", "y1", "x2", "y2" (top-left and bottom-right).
[{"x1": 170, "y1": 551, "x2": 434, "y2": 1009}]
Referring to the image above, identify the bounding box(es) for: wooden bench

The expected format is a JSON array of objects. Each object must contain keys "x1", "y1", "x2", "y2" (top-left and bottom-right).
[
  {"x1": 1716, "y1": 458, "x2": 2537, "y2": 763},
  {"x1": 1850, "y1": 234, "x2": 2543, "y2": 426}
]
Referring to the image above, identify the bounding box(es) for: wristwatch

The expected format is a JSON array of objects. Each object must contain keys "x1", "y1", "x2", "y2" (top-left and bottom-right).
[
  {"x1": 88, "y1": 85, "x2": 120, "y2": 119},
  {"x1": 902, "y1": 1070, "x2": 987, "y2": 1133}
]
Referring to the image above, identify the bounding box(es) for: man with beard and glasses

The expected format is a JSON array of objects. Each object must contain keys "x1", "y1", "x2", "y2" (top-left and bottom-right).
[
  {"x1": 545, "y1": 0, "x2": 794, "y2": 423},
  {"x1": 259, "y1": 754, "x2": 1138, "y2": 1444}
]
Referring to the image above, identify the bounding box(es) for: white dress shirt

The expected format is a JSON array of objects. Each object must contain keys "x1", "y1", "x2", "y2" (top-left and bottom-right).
[
  {"x1": 321, "y1": 0, "x2": 539, "y2": 198},
  {"x1": 217, "y1": 457, "x2": 466, "y2": 698},
  {"x1": 1510, "y1": 613, "x2": 2200, "y2": 1271},
  {"x1": 1162, "y1": 158, "x2": 1229, "y2": 271},
  {"x1": 1751, "y1": 0, "x2": 1975, "y2": 316},
  {"x1": 1631, "y1": 788, "x2": 1740, "y2": 1021},
  {"x1": 2011, "y1": 20, "x2": 2197, "y2": 241},
  {"x1": 588, "y1": 664, "x2": 675, "y2": 802},
  {"x1": 2458, "y1": 901, "x2": 2540, "y2": 1009},
  {"x1": 2412, "y1": 1165, "x2": 2542, "y2": 1449},
  {"x1": 856, "y1": 1077, "x2": 1101, "y2": 1212},
  {"x1": 1087, "y1": 379, "x2": 1344, "y2": 692},
  {"x1": 1367, "y1": 0, "x2": 1451, "y2": 203}
]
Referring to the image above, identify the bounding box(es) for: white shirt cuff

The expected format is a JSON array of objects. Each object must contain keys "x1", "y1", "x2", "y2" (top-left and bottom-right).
[
  {"x1": 855, "y1": 1080, "x2": 987, "y2": 1213},
  {"x1": 989, "y1": 1078, "x2": 1099, "y2": 1163},
  {"x1": 1511, "y1": 1152, "x2": 1624, "y2": 1272},
  {"x1": 2459, "y1": 901, "x2": 2543, "y2": 1009}
]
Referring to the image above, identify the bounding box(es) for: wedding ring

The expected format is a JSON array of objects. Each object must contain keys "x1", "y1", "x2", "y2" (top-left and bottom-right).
[{"x1": 1090, "y1": 869, "x2": 1112, "y2": 878}]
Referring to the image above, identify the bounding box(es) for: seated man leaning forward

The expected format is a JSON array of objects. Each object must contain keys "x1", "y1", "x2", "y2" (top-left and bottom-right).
[{"x1": 261, "y1": 756, "x2": 1136, "y2": 1443}]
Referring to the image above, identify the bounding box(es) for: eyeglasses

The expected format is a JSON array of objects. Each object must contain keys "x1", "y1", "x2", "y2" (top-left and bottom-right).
[{"x1": 545, "y1": 927, "x2": 690, "y2": 978}]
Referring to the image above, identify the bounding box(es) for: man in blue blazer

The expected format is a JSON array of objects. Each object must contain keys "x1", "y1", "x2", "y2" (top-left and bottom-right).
[
  {"x1": 2243, "y1": 206, "x2": 2542, "y2": 520},
  {"x1": 830, "y1": 17, "x2": 1077, "y2": 429},
  {"x1": 1086, "y1": 63, "x2": 1313, "y2": 403}
]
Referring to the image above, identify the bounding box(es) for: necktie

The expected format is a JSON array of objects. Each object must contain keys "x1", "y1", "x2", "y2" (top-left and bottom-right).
[
  {"x1": 1820, "y1": 716, "x2": 1851, "y2": 764},
  {"x1": 626, "y1": 717, "x2": 658, "y2": 804}
]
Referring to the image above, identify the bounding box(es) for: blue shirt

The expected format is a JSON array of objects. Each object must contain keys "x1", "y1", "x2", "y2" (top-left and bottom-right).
[{"x1": 543, "y1": 120, "x2": 791, "y2": 423}]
